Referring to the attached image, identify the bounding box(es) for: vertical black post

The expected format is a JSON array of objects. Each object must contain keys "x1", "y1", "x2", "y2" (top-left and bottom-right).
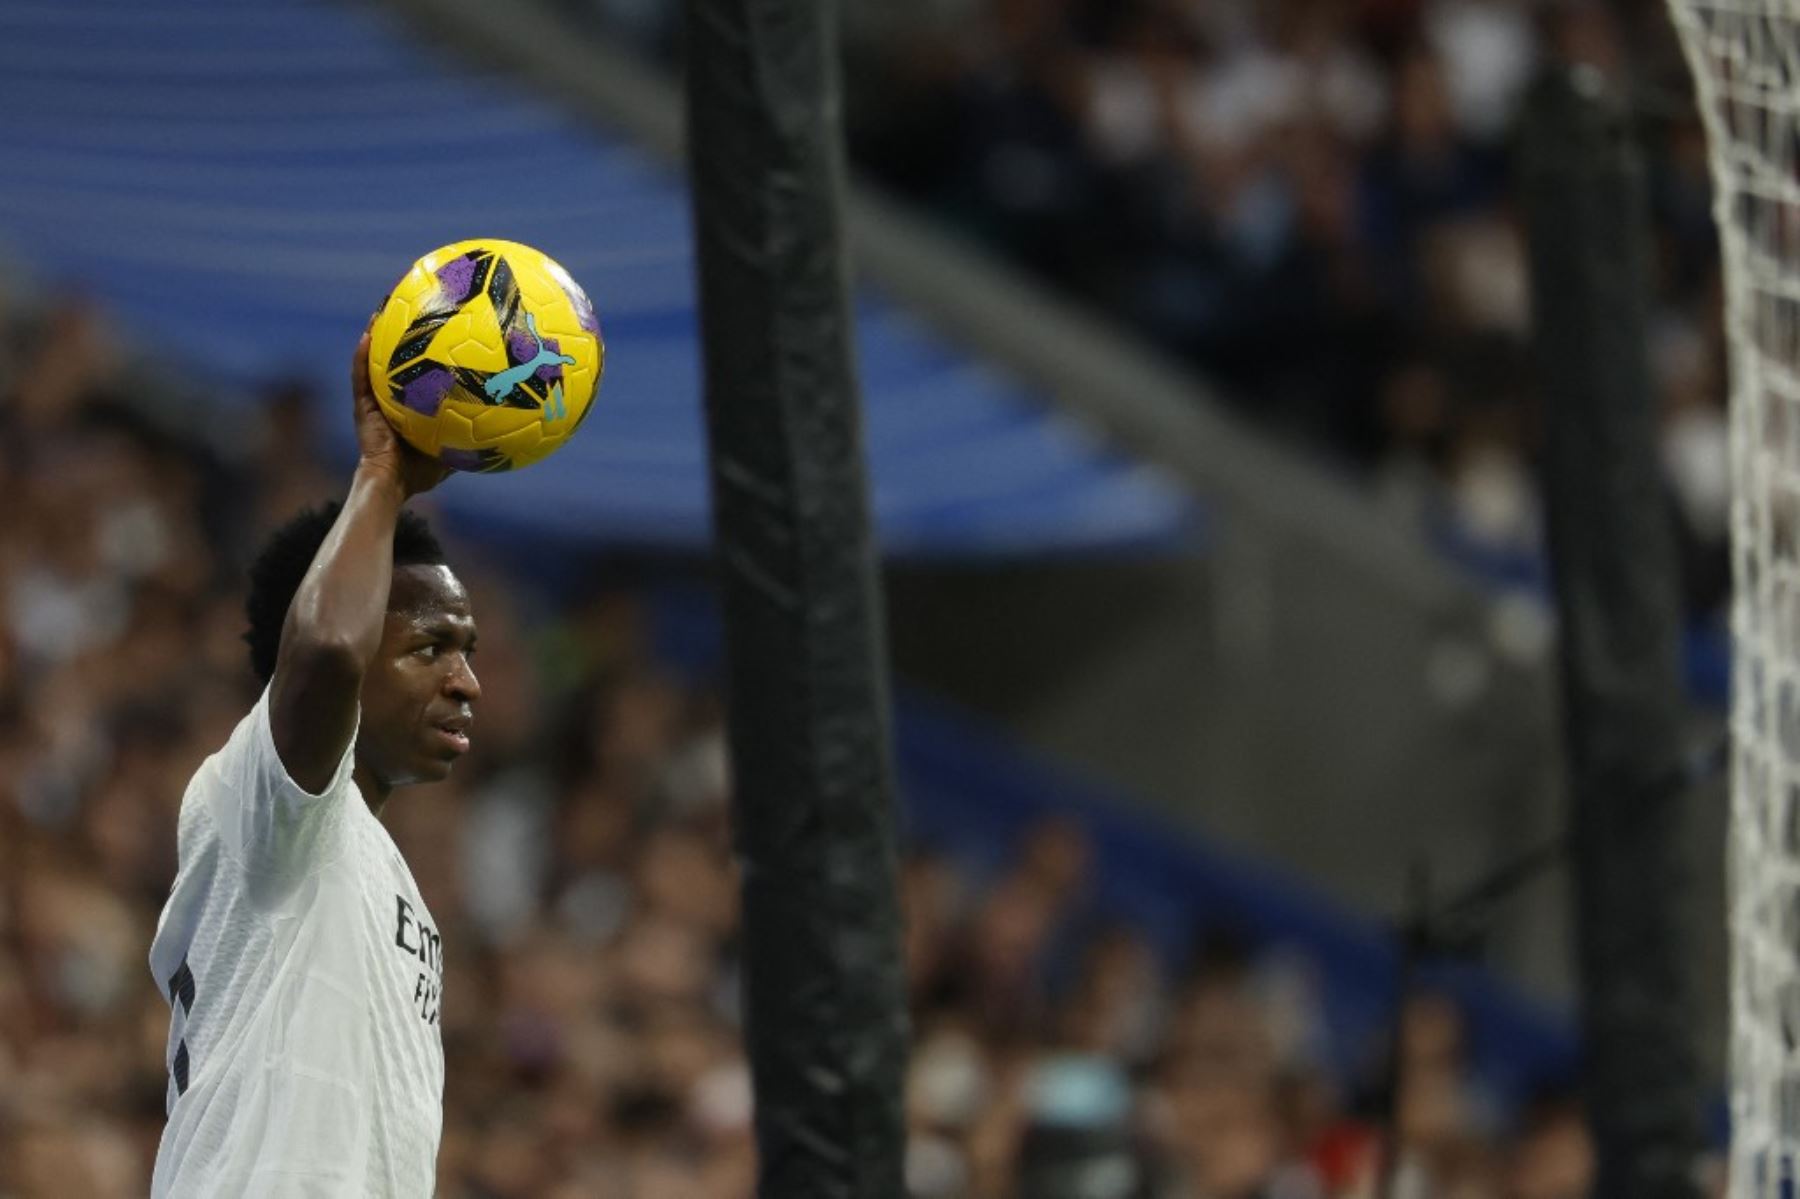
[
  {"x1": 1521, "y1": 66, "x2": 1702, "y2": 1198},
  {"x1": 683, "y1": 0, "x2": 908, "y2": 1195}
]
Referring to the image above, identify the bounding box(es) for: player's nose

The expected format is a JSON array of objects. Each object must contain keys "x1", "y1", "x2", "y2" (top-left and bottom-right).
[{"x1": 446, "y1": 656, "x2": 481, "y2": 705}]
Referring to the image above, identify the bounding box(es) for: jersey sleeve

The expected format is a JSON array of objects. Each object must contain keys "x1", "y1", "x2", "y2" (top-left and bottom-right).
[{"x1": 204, "y1": 684, "x2": 359, "y2": 885}]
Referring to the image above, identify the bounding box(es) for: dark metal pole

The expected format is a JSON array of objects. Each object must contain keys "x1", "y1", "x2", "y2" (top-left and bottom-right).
[
  {"x1": 1521, "y1": 64, "x2": 1703, "y2": 1198},
  {"x1": 683, "y1": 0, "x2": 909, "y2": 1194}
]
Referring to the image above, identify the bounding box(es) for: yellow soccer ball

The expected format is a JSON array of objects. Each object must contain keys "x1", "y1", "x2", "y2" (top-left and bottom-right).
[{"x1": 368, "y1": 239, "x2": 604, "y2": 473}]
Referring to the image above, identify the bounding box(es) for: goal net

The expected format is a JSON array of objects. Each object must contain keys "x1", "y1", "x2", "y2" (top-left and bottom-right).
[{"x1": 1669, "y1": 1, "x2": 1800, "y2": 1188}]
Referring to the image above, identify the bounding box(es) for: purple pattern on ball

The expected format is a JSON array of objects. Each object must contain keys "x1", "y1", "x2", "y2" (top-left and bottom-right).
[
  {"x1": 439, "y1": 448, "x2": 483, "y2": 472},
  {"x1": 505, "y1": 327, "x2": 566, "y2": 384},
  {"x1": 401, "y1": 368, "x2": 454, "y2": 417},
  {"x1": 536, "y1": 335, "x2": 565, "y2": 382},
  {"x1": 435, "y1": 255, "x2": 477, "y2": 304}
]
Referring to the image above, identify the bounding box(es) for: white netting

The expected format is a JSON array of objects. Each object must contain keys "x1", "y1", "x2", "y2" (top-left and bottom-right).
[{"x1": 1669, "y1": 1, "x2": 1800, "y2": 1190}]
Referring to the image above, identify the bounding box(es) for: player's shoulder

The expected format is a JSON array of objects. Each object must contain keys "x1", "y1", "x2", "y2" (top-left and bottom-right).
[
  {"x1": 201, "y1": 685, "x2": 283, "y2": 769},
  {"x1": 177, "y1": 711, "x2": 247, "y2": 812},
  {"x1": 192, "y1": 693, "x2": 268, "y2": 772},
  {"x1": 175, "y1": 694, "x2": 270, "y2": 825}
]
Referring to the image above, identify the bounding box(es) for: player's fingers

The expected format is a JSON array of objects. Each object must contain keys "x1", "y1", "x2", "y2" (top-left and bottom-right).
[{"x1": 351, "y1": 330, "x2": 373, "y2": 405}]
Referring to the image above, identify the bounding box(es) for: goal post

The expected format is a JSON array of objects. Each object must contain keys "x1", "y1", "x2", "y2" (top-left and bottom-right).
[{"x1": 1667, "y1": 1, "x2": 1800, "y2": 1189}]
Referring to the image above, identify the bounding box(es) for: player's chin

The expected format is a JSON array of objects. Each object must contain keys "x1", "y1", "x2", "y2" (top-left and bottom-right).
[
  {"x1": 417, "y1": 736, "x2": 470, "y2": 778},
  {"x1": 419, "y1": 755, "x2": 459, "y2": 781}
]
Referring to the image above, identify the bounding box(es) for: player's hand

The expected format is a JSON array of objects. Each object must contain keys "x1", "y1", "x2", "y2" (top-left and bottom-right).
[{"x1": 352, "y1": 328, "x2": 448, "y2": 498}]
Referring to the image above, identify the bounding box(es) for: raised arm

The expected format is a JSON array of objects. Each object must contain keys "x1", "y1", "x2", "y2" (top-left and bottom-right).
[{"x1": 269, "y1": 331, "x2": 447, "y2": 793}]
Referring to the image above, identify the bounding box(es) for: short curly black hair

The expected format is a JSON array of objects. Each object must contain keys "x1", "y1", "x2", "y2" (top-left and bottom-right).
[{"x1": 243, "y1": 501, "x2": 448, "y2": 684}]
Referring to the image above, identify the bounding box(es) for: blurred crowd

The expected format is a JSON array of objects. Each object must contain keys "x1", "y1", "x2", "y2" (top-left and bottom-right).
[
  {"x1": 0, "y1": 289, "x2": 1623, "y2": 1196},
  {"x1": 591, "y1": 0, "x2": 1731, "y2": 621}
]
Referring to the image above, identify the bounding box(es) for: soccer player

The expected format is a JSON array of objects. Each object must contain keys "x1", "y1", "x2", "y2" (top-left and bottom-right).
[{"x1": 147, "y1": 331, "x2": 478, "y2": 1197}]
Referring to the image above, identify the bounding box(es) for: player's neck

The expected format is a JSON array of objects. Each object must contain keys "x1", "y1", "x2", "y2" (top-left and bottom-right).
[{"x1": 353, "y1": 761, "x2": 393, "y2": 818}]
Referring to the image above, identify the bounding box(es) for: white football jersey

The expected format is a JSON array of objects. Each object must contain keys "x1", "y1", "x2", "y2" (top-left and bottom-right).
[{"x1": 148, "y1": 685, "x2": 446, "y2": 1197}]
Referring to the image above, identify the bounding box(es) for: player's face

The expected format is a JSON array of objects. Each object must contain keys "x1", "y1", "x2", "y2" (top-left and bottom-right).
[{"x1": 357, "y1": 564, "x2": 481, "y2": 789}]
